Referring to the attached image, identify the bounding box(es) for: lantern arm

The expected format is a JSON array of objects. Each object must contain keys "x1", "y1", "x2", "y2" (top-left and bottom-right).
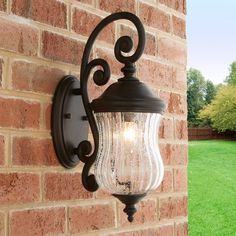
[{"x1": 74, "y1": 12, "x2": 146, "y2": 192}]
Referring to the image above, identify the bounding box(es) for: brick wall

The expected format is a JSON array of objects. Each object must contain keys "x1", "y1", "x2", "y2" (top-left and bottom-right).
[{"x1": 0, "y1": 0, "x2": 187, "y2": 235}]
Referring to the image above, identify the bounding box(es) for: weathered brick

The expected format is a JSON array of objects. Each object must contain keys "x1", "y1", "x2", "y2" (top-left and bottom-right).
[
  {"x1": 159, "y1": 117, "x2": 174, "y2": 140},
  {"x1": 10, "y1": 207, "x2": 65, "y2": 236},
  {"x1": 120, "y1": 198, "x2": 157, "y2": 226},
  {"x1": 120, "y1": 25, "x2": 156, "y2": 56},
  {"x1": 174, "y1": 119, "x2": 188, "y2": 140},
  {"x1": 13, "y1": 137, "x2": 58, "y2": 166},
  {"x1": 0, "y1": 135, "x2": 5, "y2": 165},
  {"x1": 73, "y1": 8, "x2": 115, "y2": 44},
  {"x1": 169, "y1": 93, "x2": 187, "y2": 115},
  {"x1": 138, "y1": 59, "x2": 172, "y2": 88},
  {"x1": 0, "y1": 173, "x2": 40, "y2": 204},
  {"x1": 160, "y1": 144, "x2": 188, "y2": 165},
  {"x1": 44, "y1": 172, "x2": 92, "y2": 201},
  {"x1": 0, "y1": 212, "x2": 4, "y2": 235},
  {"x1": 69, "y1": 203, "x2": 115, "y2": 233},
  {"x1": 0, "y1": 97, "x2": 40, "y2": 129},
  {"x1": 140, "y1": 3, "x2": 170, "y2": 32},
  {"x1": 156, "y1": 169, "x2": 173, "y2": 193},
  {"x1": 99, "y1": 0, "x2": 135, "y2": 13},
  {"x1": 12, "y1": 0, "x2": 67, "y2": 28},
  {"x1": 77, "y1": 0, "x2": 92, "y2": 4},
  {"x1": 159, "y1": 91, "x2": 187, "y2": 115},
  {"x1": 0, "y1": 0, "x2": 6, "y2": 11},
  {"x1": 0, "y1": 19, "x2": 38, "y2": 56},
  {"x1": 45, "y1": 103, "x2": 51, "y2": 130},
  {"x1": 108, "y1": 224, "x2": 174, "y2": 236},
  {"x1": 175, "y1": 221, "x2": 188, "y2": 236},
  {"x1": 172, "y1": 67, "x2": 186, "y2": 90},
  {"x1": 172, "y1": 16, "x2": 186, "y2": 39},
  {"x1": 12, "y1": 61, "x2": 65, "y2": 94},
  {"x1": 159, "y1": 195, "x2": 188, "y2": 220},
  {"x1": 158, "y1": 37, "x2": 187, "y2": 65},
  {"x1": 174, "y1": 168, "x2": 187, "y2": 191},
  {"x1": 159, "y1": 0, "x2": 186, "y2": 14},
  {"x1": 42, "y1": 31, "x2": 84, "y2": 65},
  {"x1": 0, "y1": 58, "x2": 3, "y2": 87}
]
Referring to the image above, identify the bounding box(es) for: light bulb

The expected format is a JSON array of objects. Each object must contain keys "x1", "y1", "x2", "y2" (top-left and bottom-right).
[
  {"x1": 94, "y1": 112, "x2": 164, "y2": 195},
  {"x1": 123, "y1": 124, "x2": 136, "y2": 142}
]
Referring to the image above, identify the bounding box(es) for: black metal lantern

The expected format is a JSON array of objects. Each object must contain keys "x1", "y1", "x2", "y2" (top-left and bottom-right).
[{"x1": 52, "y1": 12, "x2": 166, "y2": 222}]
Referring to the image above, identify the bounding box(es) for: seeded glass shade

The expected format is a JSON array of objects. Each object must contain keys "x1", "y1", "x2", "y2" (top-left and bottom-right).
[{"x1": 94, "y1": 112, "x2": 164, "y2": 195}]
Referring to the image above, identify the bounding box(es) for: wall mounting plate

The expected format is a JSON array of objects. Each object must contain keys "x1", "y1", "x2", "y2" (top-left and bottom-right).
[{"x1": 51, "y1": 75, "x2": 88, "y2": 168}]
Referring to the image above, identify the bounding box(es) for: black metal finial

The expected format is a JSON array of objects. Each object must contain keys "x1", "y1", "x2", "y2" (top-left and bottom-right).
[{"x1": 113, "y1": 193, "x2": 146, "y2": 222}]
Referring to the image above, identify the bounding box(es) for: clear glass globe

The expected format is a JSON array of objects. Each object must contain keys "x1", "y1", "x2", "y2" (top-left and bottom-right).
[{"x1": 94, "y1": 112, "x2": 164, "y2": 195}]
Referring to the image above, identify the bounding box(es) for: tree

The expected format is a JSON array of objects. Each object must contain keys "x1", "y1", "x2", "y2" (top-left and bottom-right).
[
  {"x1": 199, "y1": 85, "x2": 236, "y2": 131},
  {"x1": 225, "y1": 61, "x2": 236, "y2": 85},
  {"x1": 187, "y1": 68, "x2": 206, "y2": 126},
  {"x1": 205, "y1": 80, "x2": 216, "y2": 104}
]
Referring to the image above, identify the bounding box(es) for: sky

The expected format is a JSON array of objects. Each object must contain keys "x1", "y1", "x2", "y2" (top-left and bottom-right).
[{"x1": 187, "y1": 0, "x2": 236, "y2": 84}]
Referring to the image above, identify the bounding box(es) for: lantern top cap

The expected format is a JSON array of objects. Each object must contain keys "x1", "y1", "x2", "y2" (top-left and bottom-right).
[{"x1": 90, "y1": 77, "x2": 166, "y2": 113}]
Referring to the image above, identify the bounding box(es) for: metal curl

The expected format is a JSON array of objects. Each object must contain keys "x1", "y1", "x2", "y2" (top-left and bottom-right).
[{"x1": 77, "y1": 12, "x2": 146, "y2": 192}]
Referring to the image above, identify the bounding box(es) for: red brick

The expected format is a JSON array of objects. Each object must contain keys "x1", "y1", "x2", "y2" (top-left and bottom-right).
[
  {"x1": 159, "y1": 0, "x2": 186, "y2": 14},
  {"x1": 42, "y1": 31, "x2": 84, "y2": 65},
  {"x1": 99, "y1": 0, "x2": 135, "y2": 13},
  {"x1": 160, "y1": 144, "x2": 188, "y2": 165},
  {"x1": 12, "y1": 0, "x2": 67, "y2": 28},
  {"x1": 0, "y1": 212, "x2": 5, "y2": 235},
  {"x1": 108, "y1": 225, "x2": 174, "y2": 236},
  {"x1": 159, "y1": 117, "x2": 174, "y2": 139},
  {"x1": 73, "y1": 8, "x2": 115, "y2": 44},
  {"x1": 174, "y1": 168, "x2": 187, "y2": 192},
  {"x1": 77, "y1": 0, "x2": 92, "y2": 4},
  {"x1": 138, "y1": 59, "x2": 172, "y2": 88},
  {"x1": 12, "y1": 61, "x2": 65, "y2": 94},
  {"x1": 0, "y1": 97, "x2": 40, "y2": 129},
  {"x1": 95, "y1": 188, "x2": 112, "y2": 199},
  {"x1": 45, "y1": 103, "x2": 51, "y2": 130},
  {"x1": 0, "y1": 135, "x2": 5, "y2": 165},
  {"x1": 175, "y1": 221, "x2": 188, "y2": 236},
  {"x1": 120, "y1": 25, "x2": 156, "y2": 56},
  {"x1": 44, "y1": 172, "x2": 92, "y2": 201},
  {"x1": 159, "y1": 195, "x2": 188, "y2": 220},
  {"x1": 158, "y1": 37, "x2": 187, "y2": 65},
  {"x1": 159, "y1": 225, "x2": 174, "y2": 236},
  {"x1": 0, "y1": 58, "x2": 3, "y2": 87},
  {"x1": 172, "y1": 16, "x2": 186, "y2": 39},
  {"x1": 156, "y1": 169, "x2": 173, "y2": 193},
  {"x1": 169, "y1": 93, "x2": 187, "y2": 115},
  {"x1": 10, "y1": 207, "x2": 65, "y2": 236},
  {"x1": 0, "y1": 173, "x2": 39, "y2": 204},
  {"x1": 140, "y1": 3, "x2": 170, "y2": 32},
  {"x1": 172, "y1": 67, "x2": 186, "y2": 90},
  {"x1": 0, "y1": 0, "x2": 6, "y2": 11},
  {"x1": 13, "y1": 137, "x2": 58, "y2": 166},
  {"x1": 159, "y1": 91, "x2": 186, "y2": 115},
  {"x1": 0, "y1": 19, "x2": 38, "y2": 56},
  {"x1": 174, "y1": 119, "x2": 188, "y2": 140},
  {"x1": 69, "y1": 203, "x2": 115, "y2": 233},
  {"x1": 120, "y1": 198, "x2": 157, "y2": 226}
]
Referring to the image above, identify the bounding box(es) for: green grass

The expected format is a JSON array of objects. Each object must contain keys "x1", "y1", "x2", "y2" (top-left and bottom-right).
[{"x1": 188, "y1": 140, "x2": 236, "y2": 236}]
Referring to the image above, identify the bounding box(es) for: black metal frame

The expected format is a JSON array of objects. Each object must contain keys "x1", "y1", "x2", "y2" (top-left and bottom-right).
[{"x1": 52, "y1": 12, "x2": 165, "y2": 222}]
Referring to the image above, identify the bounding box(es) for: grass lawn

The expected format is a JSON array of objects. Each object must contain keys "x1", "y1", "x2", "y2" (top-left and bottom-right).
[{"x1": 188, "y1": 140, "x2": 236, "y2": 236}]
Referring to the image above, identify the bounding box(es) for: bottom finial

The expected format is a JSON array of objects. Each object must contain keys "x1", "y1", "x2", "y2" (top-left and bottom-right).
[{"x1": 112, "y1": 193, "x2": 146, "y2": 222}]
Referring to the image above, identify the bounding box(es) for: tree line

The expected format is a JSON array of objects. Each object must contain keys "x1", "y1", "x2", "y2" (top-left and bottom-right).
[{"x1": 187, "y1": 61, "x2": 236, "y2": 131}]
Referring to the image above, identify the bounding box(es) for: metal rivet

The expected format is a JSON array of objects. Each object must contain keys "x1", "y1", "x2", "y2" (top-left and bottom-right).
[{"x1": 64, "y1": 113, "x2": 72, "y2": 119}]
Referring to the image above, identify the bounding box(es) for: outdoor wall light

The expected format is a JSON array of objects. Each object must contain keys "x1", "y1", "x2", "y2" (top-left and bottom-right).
[{"x1": 52, "y1": 12, "x2": 166, "y2": 222}]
